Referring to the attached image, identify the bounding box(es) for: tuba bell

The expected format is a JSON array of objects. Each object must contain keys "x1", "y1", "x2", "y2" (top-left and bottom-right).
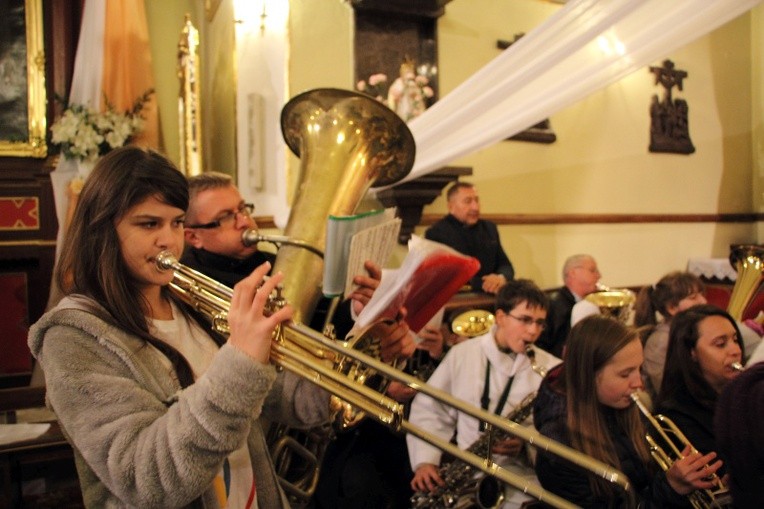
[
  {"x1": 726, "y1": 244, "x2": 764, "y2": 321},
  {"x1": 269, "y1": 88, "x2": 415, "y2": 326}
]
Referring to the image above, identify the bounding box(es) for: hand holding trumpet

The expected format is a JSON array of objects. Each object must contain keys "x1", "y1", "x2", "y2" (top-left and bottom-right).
[{"x1": 665, "y1": 445, "x2": 723, "y2": 495}]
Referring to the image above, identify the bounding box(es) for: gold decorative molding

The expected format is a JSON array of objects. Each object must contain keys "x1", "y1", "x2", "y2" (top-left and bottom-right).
[
  {"x1": 0, "y1": 240, "x2": 56, "y2": 247},
  {"x1": 178, "y1": 14, "x2": 203, "y2": 176},
  {"x1": 0, "y1": 0, "x2": 47, "y2": 158}
]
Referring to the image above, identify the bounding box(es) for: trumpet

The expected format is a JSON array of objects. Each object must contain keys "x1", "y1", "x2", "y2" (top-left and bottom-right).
[
  {"x1": 630, "y1": 391, "x2": 733, "y2": 508},
  {"x1": 157, "y1": 251, "x2": 634, "y2": 509}
]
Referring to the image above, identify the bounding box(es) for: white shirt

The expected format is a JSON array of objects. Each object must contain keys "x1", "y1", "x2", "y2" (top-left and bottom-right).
[{"x1": 407, "y1": 326, "x2": 561, "y2": 508}]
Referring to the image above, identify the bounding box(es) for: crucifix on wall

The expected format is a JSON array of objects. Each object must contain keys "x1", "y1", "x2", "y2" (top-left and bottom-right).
[{"x1": 648, "y1": 59, "x2": 695, "y2": 154}]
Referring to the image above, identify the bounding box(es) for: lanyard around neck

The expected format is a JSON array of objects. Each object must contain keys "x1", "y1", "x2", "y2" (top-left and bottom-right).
[{"x1": 479, "y1": 360, "x2": 514, "y2": 431}]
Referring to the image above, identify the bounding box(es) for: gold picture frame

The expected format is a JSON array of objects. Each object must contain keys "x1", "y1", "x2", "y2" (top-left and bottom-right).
[{"x1": 0, "y1": 0, "x2": 47, "y2": 158}]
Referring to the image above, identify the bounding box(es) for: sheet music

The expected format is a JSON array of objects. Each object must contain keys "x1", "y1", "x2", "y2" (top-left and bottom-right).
[{"x1": 343, "y1": 217, "x2": 401, "y2": 299}]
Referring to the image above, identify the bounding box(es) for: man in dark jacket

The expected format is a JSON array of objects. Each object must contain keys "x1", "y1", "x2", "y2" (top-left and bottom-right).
[
  {"x1": 535, "y1": 254, "x2": 600, "y2": 357},
  {"x1": 425, "y1": 182, "x2": 514, "y2": 294}
]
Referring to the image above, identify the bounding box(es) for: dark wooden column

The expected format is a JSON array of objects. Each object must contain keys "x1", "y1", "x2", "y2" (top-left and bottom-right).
[{"x1": 376, "y1": 166, "x2": 471, "y2": 244}]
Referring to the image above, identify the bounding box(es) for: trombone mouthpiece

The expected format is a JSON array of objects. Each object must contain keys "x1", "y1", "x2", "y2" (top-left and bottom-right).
[{"x1": 156, "y1": 251, "x2": 178, "y2": 271}]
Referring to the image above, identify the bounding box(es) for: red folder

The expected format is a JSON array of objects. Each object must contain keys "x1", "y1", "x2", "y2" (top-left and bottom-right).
[{"x1": 355, "y1": 237, "x2": 480, "y2": 333}]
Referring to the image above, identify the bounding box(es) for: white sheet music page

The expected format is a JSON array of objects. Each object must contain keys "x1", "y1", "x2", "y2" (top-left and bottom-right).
[{"x1": 343, "y1": 216, "x2": 401, "y2": 299}]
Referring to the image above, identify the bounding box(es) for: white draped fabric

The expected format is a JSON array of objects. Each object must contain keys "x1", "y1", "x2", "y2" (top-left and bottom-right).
[
  {"x1": 382, "y1": 0, "x2": 762, "y2": 188},
  {"x1": 46, "y1": 0, "x2": 106, "y2": 309}
]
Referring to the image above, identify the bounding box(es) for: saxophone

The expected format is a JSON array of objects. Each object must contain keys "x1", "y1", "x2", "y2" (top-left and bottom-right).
[{"x1": 411, "y1": 392, "x2": 538, "y2": 509}]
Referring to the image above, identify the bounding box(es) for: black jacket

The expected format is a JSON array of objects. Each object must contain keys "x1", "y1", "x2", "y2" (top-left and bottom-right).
[
  {"x1": 535, "y1": 286, "x2": 576, "y2": 357},
  {"x1": 424, "y1": 214, "x2": 514, "y2": 291}
]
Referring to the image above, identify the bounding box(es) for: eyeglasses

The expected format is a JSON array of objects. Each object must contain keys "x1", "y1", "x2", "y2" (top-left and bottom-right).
[
  {"x1": 507, "y1": 313, "x2": 547, "y2": 329},
  {"x1": 186, "y1": 203, "x2": 255, "y2": 229}
]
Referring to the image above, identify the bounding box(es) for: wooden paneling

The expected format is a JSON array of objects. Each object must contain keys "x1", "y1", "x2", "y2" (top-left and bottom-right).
[{"x1": 0, "y1": 1, "x2": 81, "y2": 386}]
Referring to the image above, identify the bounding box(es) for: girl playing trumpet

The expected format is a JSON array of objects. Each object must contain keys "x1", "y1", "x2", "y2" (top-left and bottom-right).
[{"x1": 534, "y1": 315, "x2": 723, "y2": 507}]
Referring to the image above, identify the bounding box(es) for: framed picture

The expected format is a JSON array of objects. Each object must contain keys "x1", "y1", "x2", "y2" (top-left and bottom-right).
[{"x1": 0, "y1": 0, "x2": 47, "y2": 158}]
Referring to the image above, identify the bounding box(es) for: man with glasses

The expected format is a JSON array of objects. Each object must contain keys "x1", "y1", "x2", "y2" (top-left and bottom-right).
[
  {"x1": 536, "y1": 254, "x2": 601, "y2": 358},
  {"x1": 181, "y1": 172, "x2": 413, "y2": 350},
  {"x1": 182, "y1": 172, "x2": 272, "y2": 288},
  {"x1": 407, "y1": 279, "x2": 561, "y2": 509}
]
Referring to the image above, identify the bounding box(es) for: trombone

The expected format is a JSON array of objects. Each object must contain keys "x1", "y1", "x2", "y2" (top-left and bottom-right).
[{"x1": 157, "y1": 251, "x2": 634, "y2": 509}]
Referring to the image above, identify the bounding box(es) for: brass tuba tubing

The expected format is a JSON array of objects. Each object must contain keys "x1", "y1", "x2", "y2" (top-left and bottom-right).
[
  {"x1": 727, "y1": 244, "x2": 764, "y2": 322},
  {"x1": 157, "y1": 252, "x2": 633, "y2": 509}
]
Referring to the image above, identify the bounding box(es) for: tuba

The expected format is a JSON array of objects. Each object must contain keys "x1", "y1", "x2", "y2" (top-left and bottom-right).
[
  {"x1": 630, "y1": 391, "x2": 732, "y2": 508},
  {"x1": 726, "y1": 244, "x2": 764, "y2": 321},
  {"x1": 252, "y1": 88, "x2": 415, "y2": 505},
  {"x1": 266, "y1": 88, "x2": 414, "y2": 326}
]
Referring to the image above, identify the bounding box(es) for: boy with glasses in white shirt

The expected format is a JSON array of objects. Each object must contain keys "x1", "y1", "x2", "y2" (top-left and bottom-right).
[{"x1": 407, "y1": 279, "x2": 561, "y2": 509}]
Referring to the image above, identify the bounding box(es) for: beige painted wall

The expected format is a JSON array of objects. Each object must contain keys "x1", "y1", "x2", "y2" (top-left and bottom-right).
[
  {"x1": 145, "y1": 0, "x2": 236, "y2": 177},
  {"x1": 410, "y1": 0, "x2": 760, "y2": 289}
]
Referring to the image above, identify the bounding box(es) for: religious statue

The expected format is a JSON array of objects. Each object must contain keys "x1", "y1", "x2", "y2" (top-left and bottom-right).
[
  {"x1": 387, "y1": 57, "x2": 433, "y2": 123},
  {"x1": 648, "y1": 59, "x2": 695, "y2": 154}
]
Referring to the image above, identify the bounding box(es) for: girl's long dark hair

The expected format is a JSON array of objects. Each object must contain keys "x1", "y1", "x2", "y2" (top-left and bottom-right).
[{"x1": 56, "y1": 147, "x2": 218, "y2": 387}]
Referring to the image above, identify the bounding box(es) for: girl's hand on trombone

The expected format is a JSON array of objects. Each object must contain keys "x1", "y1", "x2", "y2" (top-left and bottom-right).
[
  {"x1": 665, "y1": 445, "x2": 723, "y2": 495},
  {"x1": 228, "y1": 262, "x2": 293, "y2": 364},
  {"x1": 411, "y1": 463, "x2": 444, "y2": 493}
]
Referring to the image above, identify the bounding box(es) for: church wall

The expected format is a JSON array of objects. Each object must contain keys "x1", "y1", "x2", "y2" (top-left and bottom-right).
[
  {"x1": 413, "y1": 0, "x2": 761, "y2": 289},
  {"x1": 140, "y1": 0, "x2": 761, "y2": 289}
]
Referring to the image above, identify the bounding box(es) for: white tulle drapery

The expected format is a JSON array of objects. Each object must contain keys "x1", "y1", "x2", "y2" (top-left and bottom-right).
[{"x1": 382, "y1": 0, "x2": 762, "y2": 187}]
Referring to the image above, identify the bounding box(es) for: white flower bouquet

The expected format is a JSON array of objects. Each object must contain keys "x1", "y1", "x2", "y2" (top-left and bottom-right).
[{"x1": 50, "y1": 89, "x2": 154, "y2": 162}]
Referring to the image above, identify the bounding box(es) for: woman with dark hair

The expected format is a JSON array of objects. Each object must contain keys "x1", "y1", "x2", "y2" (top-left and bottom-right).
[
  {"x1": 634, "y1": 271, "x2": 707, "y2": 398},
  {"x1": 27, "y1": 146, "x2": 327, "y2": 508},
  {"x1": 656, "y1": 304, "x2": 744, "y2": 473},
  {"x1": 534, "y1": 315, "x2": 721, "y2": 507}
]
